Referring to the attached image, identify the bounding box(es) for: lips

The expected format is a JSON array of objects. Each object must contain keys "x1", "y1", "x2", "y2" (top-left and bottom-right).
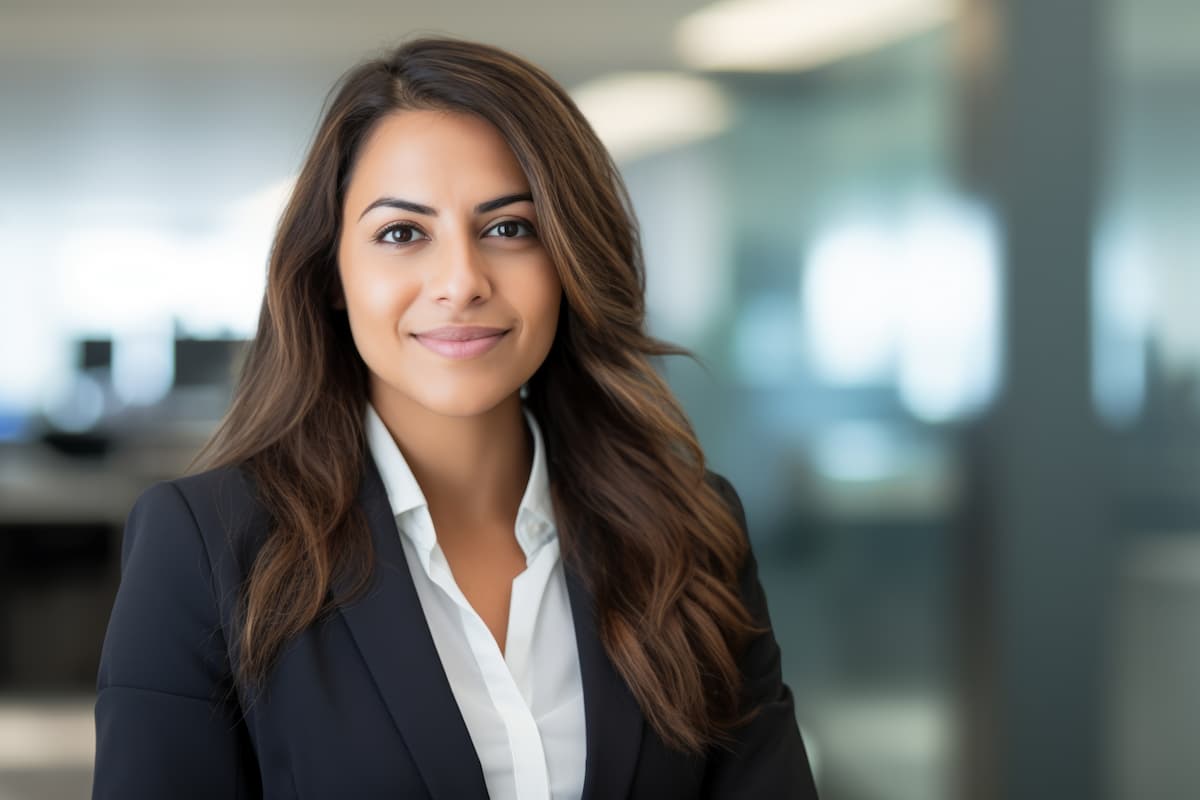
[
  {"x1": 416, "y1": 326, "x2": 509, "y2": 341},
  {"x1": 412, "y1": 328, "x2": 509, "y2": 359}
]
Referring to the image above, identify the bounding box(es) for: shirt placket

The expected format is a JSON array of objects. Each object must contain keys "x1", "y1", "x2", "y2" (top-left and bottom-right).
[{"x1": 422, "y1": 515, "x2": 553, "y2": 800}]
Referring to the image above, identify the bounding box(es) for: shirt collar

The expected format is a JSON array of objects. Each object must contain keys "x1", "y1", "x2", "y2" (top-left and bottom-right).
[{"x1": 363, "y1": 400, "x2": 557, "y2": 561}]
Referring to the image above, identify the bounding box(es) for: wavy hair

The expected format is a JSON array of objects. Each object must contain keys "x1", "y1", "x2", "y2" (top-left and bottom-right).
[{"x1": 188, "y1": 35, "x2": 758, "y2": 754}]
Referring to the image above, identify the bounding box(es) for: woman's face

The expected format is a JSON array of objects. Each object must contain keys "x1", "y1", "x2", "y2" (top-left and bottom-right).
[{"x1": 336, "y1": 109, "x2": 562, "y2": 418}]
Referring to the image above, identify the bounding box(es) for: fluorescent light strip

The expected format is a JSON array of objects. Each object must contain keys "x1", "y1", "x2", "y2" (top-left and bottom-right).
[
  {"x1": 571, "y1": 72, "x2": 731, "y2": 162},
  {"x1": 676, "y1": 0, "x2": 955, "y2": 72}
]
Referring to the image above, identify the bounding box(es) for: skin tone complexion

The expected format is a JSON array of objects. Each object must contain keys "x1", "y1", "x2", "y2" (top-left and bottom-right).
[{"x1": 334, "y1": 109, "x2": 563, "y2": 648}]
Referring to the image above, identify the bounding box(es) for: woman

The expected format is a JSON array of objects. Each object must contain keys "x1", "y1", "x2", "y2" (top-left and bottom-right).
[{"x1": 92, "y1": 36, "x2": 818, "y2": 799}]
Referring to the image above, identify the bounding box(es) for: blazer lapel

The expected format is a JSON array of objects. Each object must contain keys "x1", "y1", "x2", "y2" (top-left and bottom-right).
[
  {"x1": 564, "y1": 557, "x2": 645, "y2": 800},
  {"x1": 335, "y1": 454, "x2": 488, "y2": 800}
]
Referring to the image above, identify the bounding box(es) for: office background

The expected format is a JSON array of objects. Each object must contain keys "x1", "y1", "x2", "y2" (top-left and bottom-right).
[{"x1": 1, "y1": 0, "x2": 1197, "y2": 797}]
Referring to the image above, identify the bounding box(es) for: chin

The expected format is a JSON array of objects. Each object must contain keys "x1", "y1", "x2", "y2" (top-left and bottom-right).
[{"x1": 408, "y1": 385, "x2": 521, "y2": 419}]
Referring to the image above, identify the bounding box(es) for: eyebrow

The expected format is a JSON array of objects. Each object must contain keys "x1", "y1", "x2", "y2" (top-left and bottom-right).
[{"x1": 357, "y1": 191, "x2": 534, "y2": 221}]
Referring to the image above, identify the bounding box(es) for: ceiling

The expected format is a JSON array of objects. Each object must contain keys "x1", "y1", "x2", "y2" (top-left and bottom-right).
[
  {"x1": 0, "y1": 0, "x2": 711, "y2": 82},
  {"x1": 0, "y1": 0, "x2": 1192, "y2": 234},
  {"x1": 0, "y1": 0, "x2": 721, "y2": 232}
]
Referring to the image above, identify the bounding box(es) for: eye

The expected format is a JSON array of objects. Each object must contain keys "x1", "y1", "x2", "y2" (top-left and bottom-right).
[
  {"x1": 375, "y1": 223, "x2": 428, "y2": 246},
  {"x1": 486, "y1": 219, "x2": 537, "y2": 239}
]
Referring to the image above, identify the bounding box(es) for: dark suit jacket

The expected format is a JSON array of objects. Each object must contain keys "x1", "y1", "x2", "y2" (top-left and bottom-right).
[{"x1": 93, "y1": 454, "x2": 818, "y2": 799}]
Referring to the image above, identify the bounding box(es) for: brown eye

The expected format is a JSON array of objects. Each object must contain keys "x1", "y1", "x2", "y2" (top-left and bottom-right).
[
  {"x1": 377, "y1": 223, "x2": 428, "y2": 245},
  {"x1": 487, "y1": 220, "x2": 536, "y2": 239}
]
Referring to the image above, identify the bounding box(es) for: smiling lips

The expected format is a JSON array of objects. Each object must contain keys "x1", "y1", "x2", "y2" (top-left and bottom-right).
[{"x1": 413, "y1": 326, "x2": 510, "y2": 359}]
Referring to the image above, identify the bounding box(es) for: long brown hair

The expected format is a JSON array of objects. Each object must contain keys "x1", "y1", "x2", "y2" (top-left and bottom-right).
[{"x1": 189, "y1": 35, "x2": 758, "y2": 754}]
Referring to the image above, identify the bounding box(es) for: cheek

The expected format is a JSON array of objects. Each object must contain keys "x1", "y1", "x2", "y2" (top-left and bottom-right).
[
  {"x1": 524, "y1": 261, "x2": 563, "y2": 332},
  {"x1": 338, "y1": 263, "x2": 421, "y2": 379},
  {"x1": 340, "y1": 251, "x2": 418, "y2": 328}
]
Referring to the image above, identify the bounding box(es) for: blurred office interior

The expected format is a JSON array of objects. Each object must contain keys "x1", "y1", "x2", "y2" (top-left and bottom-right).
[{"x1": 0, "y1": 0, "x2": 1197, "y2": 798}]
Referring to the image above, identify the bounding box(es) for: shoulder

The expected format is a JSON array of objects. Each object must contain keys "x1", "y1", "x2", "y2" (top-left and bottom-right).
[
  {"x1": 127, "y1": 462, "x2": 258, "y2": 527},
  {"x1": 119, "y1": 463, "x2": 269, "y2": 602},
  {"x1": 169, "y1": 462, "x2": 265, "y2": 526},
  {"x1": 701, "y1": 468, "x2": 764, "y2": 625},
  {"x1": 101, "y1": 464, "x2": 261, "y2": 696},
  {"x1": 703, "y1": 468, "x2": 748, "y2": 534},
  {"x1": 171, "y1": 462, "x2": 271, "y2": 553},
  {"x1": 702, "y1": 468, "x2": 731, "y2": 496}
]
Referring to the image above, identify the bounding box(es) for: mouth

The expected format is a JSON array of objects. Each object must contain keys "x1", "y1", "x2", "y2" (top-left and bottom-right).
[{"x1": 412, "y1": 330, "x2": 509, "y2": 360}]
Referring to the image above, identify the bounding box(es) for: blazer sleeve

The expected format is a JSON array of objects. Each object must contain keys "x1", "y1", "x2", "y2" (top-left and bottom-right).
[
  {"x1": 93, "y1": 480, "x2": 258, "y2": 799},
  {"x1": 702, "y1": 473, "x2": 820, "y2": 800}
]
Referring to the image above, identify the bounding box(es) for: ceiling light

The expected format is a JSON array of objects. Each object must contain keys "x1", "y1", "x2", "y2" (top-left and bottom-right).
[
  {"x1": 676, "y1": 0, "x2": 954, "y2": 73},
  {"x1": 571, "y1": 72, "x2": 731, "y2": 162}
]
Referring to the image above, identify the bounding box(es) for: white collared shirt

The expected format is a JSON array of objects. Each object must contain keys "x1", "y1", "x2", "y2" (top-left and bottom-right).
[{"x1": 364, "y1": 401, "x2": 587, "y2": 800}]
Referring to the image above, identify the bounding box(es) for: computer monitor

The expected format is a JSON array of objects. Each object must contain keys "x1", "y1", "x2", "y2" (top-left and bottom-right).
[
  {"x1": 172, "y1": 338, "x2": 246, "y2": 389},
  {"x1": 79, "y1": 339, "x2": 112, "y2": 371}
]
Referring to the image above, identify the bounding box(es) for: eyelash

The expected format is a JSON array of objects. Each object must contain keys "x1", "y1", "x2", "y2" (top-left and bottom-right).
[{"x1": 373, "y1": 218, "x2": 538, "y2": 247}]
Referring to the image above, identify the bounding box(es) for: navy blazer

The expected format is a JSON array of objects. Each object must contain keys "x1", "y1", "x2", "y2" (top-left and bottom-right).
[{"x1": 93, "y1": 454, "x2": 818, "y2": 799}]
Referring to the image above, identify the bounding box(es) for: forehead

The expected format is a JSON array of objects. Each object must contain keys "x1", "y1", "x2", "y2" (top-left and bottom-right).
[{"x1": 346, "y1": 109, "x2": 528, "y2": 199}]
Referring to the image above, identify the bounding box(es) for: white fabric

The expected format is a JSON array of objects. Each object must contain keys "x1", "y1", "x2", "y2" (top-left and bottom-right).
[{"x1": 364, "y1": 401, "x2": 587, "y2": 800}]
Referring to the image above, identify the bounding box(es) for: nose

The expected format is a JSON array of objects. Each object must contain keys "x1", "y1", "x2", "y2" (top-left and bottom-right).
[{"x1": 429, "y1": 228, "x2": 492, "y2": 308}]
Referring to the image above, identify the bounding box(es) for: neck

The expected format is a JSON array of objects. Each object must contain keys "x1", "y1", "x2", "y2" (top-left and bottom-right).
[{"x1": 369, "y1": 387, "x2": 532, "y2": 529}]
